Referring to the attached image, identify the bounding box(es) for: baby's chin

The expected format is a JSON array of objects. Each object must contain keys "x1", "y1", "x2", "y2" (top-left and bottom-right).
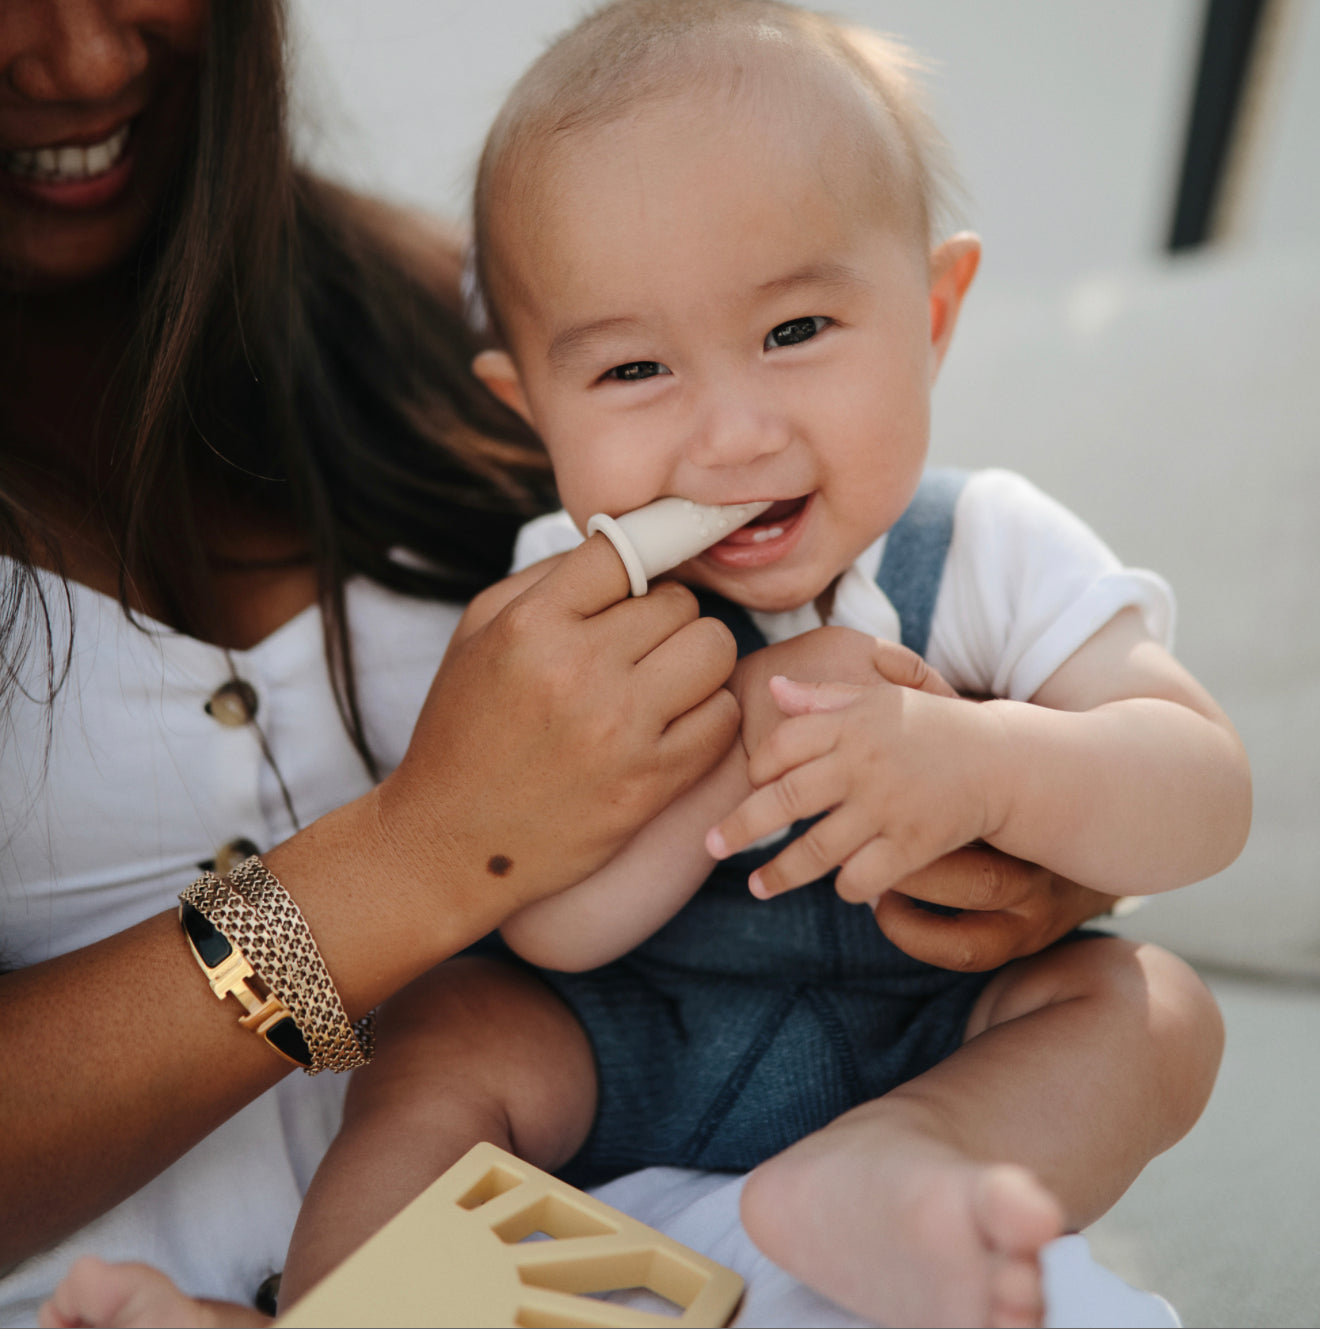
[{"x1": 677, "y1": 563, "x2": 836, "y2": 616}]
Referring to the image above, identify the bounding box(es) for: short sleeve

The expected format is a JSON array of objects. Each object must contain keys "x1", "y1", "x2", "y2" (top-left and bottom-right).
[{"x1": 926, "y1": 469, "x2": 1175, "y2": 701}]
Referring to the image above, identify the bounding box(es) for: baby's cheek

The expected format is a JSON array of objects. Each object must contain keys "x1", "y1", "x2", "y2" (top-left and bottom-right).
[{"x1": 558, "y1": 457, "x2": 665, "y2": 528}]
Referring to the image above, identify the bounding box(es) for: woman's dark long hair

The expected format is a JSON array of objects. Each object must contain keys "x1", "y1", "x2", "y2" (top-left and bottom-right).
[{"x1": 0, "y1": 0, "x2": 553, "y2": 776}]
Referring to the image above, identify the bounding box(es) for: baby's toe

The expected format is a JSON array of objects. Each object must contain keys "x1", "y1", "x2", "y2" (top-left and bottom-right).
[{"x1": 988, "y1": 1251, "x2": 1046, "y2": 1329}]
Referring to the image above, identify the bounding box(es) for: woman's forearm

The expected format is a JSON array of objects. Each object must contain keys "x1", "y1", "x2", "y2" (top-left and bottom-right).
[{"x1": 0, "y1": 795, "x2": 489, "y2": 1267}]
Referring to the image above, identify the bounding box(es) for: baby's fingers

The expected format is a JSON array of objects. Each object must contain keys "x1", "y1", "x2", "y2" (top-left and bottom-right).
[
  {"x1": 834, "y1": 833, "x2": 939, "y2": 905},
  {"x1": 707, "y1": 757, "x2": 843, "y2": 862},
  {"x1": 745, "y1": 710, "x2": 842, "y2": 787},
  {"x1": 747, "y1": 804, "x2": 880, "y2": 898}
]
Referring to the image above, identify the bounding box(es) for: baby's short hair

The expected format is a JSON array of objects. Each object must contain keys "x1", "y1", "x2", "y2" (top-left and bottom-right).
[{"x1": 473, "y1": 0, "x2": 958, "y2": 343}]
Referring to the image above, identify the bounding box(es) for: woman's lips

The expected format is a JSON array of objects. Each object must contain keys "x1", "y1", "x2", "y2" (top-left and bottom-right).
[
  {"x1": 703, "y1": 494, "x2": 812, "y2": 568},
  {"x1": 0, "y1": 122, "x2": 135, "y2": 210}
]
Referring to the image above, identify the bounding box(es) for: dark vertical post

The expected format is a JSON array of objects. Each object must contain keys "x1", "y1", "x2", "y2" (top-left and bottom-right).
[{"x1": 1167, "y1": 0, "x2": 1271, "y2": 251}]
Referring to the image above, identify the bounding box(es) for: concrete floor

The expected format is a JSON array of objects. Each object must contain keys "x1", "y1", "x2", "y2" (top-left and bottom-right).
[{"x1": 1089, "y1": 972, "x2": 1320, "y2": 1328}]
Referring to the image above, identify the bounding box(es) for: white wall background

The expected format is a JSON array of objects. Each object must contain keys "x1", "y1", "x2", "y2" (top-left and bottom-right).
[{"x1": 288, "y1": 0, "x2": 1319, "y2": 292}]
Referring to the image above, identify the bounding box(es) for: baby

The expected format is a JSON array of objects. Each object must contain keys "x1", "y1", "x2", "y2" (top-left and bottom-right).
[{"x1": 42, "y1": 3, "x2": 1248, "y2": 1328}]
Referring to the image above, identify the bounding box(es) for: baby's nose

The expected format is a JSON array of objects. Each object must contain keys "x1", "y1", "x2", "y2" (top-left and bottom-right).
[{"x1": 686, "y1": 399, "x2": 792, "y2": 470}]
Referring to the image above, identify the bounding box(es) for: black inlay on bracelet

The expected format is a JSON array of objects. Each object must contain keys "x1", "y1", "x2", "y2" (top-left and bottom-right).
[
  {"x1": 181, "y1": 901, "x2": 233, "y2": 968},
  {"x1": 265, "y1": 1016, "x2": 313, "y2": 1067}
]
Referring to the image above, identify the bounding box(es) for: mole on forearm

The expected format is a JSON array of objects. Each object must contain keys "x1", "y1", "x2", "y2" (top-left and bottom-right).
[{"x1": 487, "y1": 855, "x2": 513, "y2": 877}]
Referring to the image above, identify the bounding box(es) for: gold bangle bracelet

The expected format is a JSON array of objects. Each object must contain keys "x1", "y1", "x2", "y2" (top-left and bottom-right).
[
  {"x1": 179, "y1": 900, "x2": 314, "y2": 1068},
  {"x1": 180, "y1": 858, "x2": 374, "y2": 1073}
]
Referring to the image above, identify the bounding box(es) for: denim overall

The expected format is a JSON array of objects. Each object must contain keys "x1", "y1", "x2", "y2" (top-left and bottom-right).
[{"x1": 541, "y1": 470, "x2": 1000, "y2": 1187}]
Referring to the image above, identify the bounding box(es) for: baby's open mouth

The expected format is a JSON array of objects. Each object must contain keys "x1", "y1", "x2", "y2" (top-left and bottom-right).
[{"x1": 721, "y1": 495, "x2": 810, "y2": 545}]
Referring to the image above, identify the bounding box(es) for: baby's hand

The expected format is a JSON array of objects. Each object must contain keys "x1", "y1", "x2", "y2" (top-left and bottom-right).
[
  {"x1": 729, "y1": 627, "x2": 947, "y2": 755},
  {"x1": 710, "y1": 663, "x2": 1007, "y2": 903}
]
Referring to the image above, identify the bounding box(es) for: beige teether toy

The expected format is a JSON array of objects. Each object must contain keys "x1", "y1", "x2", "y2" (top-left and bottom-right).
[
  {"x1": 587, "y1": 497, "x2": 774, "y2": 596},
  {"x1": 276, "y1": 1141, "x2": 744, "y2": 1327}
]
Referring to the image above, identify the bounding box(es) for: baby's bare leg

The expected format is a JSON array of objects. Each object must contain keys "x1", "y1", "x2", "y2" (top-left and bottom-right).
[
  {"x1": 280, "y1": 956, "x2": 596, "y2": 1309},
  {"x1": 740, "y1": 937, "x2": 1222, "y2": 1329}
]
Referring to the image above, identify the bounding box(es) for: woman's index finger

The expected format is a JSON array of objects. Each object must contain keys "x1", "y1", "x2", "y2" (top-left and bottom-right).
[{"x1": 523, "y1": 531, "x2": 634, "y2": 620}]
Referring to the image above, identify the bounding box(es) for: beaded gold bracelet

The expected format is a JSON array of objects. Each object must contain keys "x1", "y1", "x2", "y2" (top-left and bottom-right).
[{"x1": 179, "y1": 856, "x2": 374, "y2": 1073}]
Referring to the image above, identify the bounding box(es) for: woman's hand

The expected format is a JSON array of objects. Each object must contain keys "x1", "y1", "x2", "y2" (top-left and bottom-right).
[
  {"x1": 873, "y1": 848, "x2": 1119, "y2": 972},
  {"x1": 378, "y1": 535, "x2": 741, "y2": 929},
  {"x1": 716, "y1": 638, "x2": 1117, "y2": 971}
]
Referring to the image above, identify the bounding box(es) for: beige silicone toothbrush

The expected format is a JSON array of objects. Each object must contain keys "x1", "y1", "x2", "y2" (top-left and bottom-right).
[{"x1": 587, "y1": 497, "x2": 774, "y2": 596}]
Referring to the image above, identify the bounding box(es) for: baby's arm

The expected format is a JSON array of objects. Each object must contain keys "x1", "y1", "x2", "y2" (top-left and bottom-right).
[
  {"x1": 987, "y1": 607, "x2": 1250, "y2": 891},
  {"x1": 714, "y1": 608, "x2": 1251, "y2": 903},
  {"x1": 502, "y1": 626, "x2": 909, "y2": 970},
  {"x1": 500, "y1": 742, "x2": 750, "y2": 969}
]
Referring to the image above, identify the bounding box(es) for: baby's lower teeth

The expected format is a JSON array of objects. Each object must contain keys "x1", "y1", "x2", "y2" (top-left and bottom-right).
[{"x1": 751, "y1": 526, "x2": 785, "y2": 543}]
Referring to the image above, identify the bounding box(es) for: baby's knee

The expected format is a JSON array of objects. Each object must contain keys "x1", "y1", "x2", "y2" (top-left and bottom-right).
[
  {"x1": 1099, "y1": 940, "x2": 1224, "y2": 1146},
  {"x1": 1130, "y1": 940, "x2": 1224, "y2": 1094},
  {"x1": 986, "y1": 934, "x2": 1199, "y2": 1016},
  {"x1": 986, "y1": 936, "x2": 1223, "y2": 1131},
  {"x1": 350, "y1": 960, "x2": 556, "y2": 1109},
  {"x1": 351, "y1": 957, "x2": 597, "y2": 1168},
  {"x1": 1071, "y1": 937, "x2": 1222, "y2": 1065}
]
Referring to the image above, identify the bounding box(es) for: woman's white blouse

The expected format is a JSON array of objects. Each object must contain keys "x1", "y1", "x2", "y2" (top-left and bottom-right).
[{"x1": 0, "y1": 570, "x2": 463, "y2": 1325}]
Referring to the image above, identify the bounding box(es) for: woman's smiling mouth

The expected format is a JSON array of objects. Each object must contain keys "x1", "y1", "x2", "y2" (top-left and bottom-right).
[
  {"x1": 0, "y1": 122, "x2": 135, "y2": 209},
  {"x1": 3, "y1": 123, "x2": 132, "y2": 181}
]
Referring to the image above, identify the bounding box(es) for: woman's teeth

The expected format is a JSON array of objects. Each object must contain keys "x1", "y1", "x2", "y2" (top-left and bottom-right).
[{"x1": 3, "y1": 124, "x2": 131, "y2": 181}]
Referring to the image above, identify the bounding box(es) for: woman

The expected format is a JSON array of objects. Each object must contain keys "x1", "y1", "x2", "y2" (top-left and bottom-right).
[{"x1": 0, "y1": 2, "x2": 1115, "y2": 1322}]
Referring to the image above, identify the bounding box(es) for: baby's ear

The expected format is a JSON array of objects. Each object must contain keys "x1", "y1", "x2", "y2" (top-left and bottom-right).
[
  {"x1": 928, "y1": 232, "x2": 981, "y2": 378},
  {"x1": 472, "y1": 349, "x2": 533, "y2": 424}
]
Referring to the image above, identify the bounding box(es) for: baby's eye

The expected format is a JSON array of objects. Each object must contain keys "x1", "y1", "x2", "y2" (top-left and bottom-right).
[
  {"x1": 764, "y1": 316, "x2": 829, "y2": 350},
  {"x1": 602, "y1": 361, "x2": 672, "y2": 382}
]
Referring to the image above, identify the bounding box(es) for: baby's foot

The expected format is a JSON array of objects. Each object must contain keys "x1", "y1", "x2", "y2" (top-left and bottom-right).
[
  {"x1": 742, "y1": 1134, "x2": 1065, "y2": 1328},
  {"x1": 39, "y1": 1257, "x2": 270, "y2": 1329},
  {"x1": 971, "y1": 1165, "x2": 1066, "y2": 1328}
]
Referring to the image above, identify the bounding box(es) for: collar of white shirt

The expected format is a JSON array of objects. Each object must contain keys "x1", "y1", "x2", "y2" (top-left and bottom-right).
[{"x1": 745, "y1": 533, "x2": 901, "y2": 647}]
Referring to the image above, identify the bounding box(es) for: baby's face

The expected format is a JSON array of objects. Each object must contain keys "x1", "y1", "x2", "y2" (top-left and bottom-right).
[{"x1": 484, "y1": 93, "x2": 960, "y2": 613}]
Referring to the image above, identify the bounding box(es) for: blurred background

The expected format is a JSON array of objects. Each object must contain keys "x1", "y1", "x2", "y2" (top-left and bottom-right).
[{"x1": 286, "y1": 2, "x2": 1319, "y2": 1324}]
